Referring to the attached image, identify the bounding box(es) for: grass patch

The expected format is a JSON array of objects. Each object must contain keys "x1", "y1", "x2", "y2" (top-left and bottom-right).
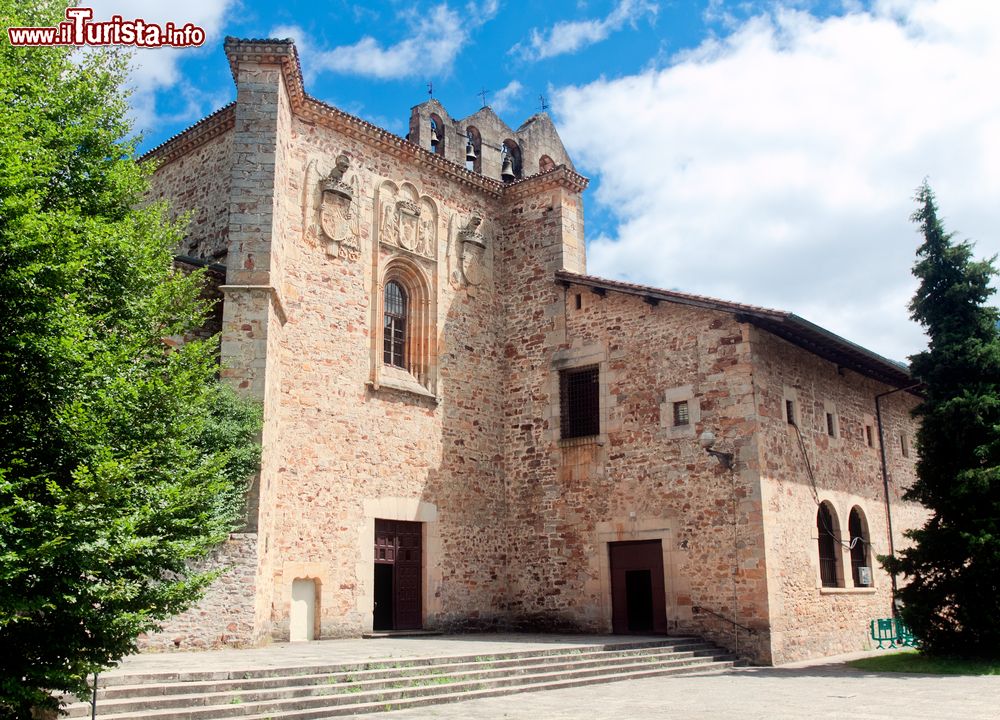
[{"x1": 849, "y1": 651, "x2": 1000, "y2": 675}]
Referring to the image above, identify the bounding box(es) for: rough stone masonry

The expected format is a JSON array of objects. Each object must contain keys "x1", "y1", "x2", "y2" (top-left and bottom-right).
[{"x1": 140, "y1": 37, "x2": 925, "y2": 665}]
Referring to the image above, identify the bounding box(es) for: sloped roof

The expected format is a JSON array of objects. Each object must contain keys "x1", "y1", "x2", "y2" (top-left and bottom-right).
[{"x1": 555, "y1": 271, "x2": 914, "y2": 389}]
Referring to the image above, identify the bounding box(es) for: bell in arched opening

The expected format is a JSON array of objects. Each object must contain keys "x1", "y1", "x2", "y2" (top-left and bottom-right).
[{"x1": 501, "y1": 153, "x2": 515, "y2": 183}]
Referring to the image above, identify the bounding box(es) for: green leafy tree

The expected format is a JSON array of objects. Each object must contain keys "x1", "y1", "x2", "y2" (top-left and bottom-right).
[
  {"x1": 0, "y1": 2, "x2": 261, "y2": 715},
  {"x1": 884, "y1": 182, "x2": 1000, "y2": 658}
]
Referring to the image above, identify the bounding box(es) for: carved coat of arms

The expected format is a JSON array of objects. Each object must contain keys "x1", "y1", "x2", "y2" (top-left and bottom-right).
[
  {"x1": 449, "y1": 214, "x2": 488, "y2": 289},
  {"x1": 319, "y1": 154, "x2": 361, "y2": 261}
]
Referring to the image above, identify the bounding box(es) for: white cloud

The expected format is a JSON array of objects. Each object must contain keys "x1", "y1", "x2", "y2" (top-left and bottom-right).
[
  {"x1": 515, "y1": 0, "x2": 658, "y2": 61},
  {"x1": 294, "y1": 4, "x2": 470, "y2": 80},
  {"x1": 86, "y1": 0, "x2": 235, "y2": 133},
  {"x1": 553, "y1": 0, "x2": 1000, "y2": 361},
  {"x1": 490, "y1": 80, "x2": 524, "y2": 114}
]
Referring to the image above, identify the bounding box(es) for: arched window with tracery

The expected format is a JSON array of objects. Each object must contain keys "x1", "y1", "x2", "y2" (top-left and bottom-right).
[
  {"x1": 817, "y1": 502, "x2": 841, "y2": 588},
  {"x1": 383, "y1": 280, "x2": 407, "y2": 368},
  {"x1": 849, "y1": 507, "x2": 871, "y2": 586}
]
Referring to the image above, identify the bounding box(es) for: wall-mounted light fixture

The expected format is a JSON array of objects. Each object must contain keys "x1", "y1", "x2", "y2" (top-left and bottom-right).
[{"x1": 699, "y1": 431, "x2": 734, "y2": 470}]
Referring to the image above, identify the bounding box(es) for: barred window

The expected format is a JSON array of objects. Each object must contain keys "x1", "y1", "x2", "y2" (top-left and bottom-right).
[
  {"x1": 849, "y1": 507, "x2": 871, "y2": 587},
  {"x1": 817, "y1": 503, "x2": 840, "y2": 588},
  {"x1": 383, "y1": 280, "x2": 407, "y2": 368},
  {"x1": 673, "y1": 400, "x2": 689, "y2": 427},
  {"x1": 560, "y1": 366, "x2": 600, "y2": 439}
]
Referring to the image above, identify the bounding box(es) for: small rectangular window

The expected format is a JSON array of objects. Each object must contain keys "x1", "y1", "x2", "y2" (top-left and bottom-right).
[
  {"x1": 673, "y1": 400, "x2": 689, "y2": 427},
  {"x1": 826, "y1": 412, "x2": 836, "y2": 437},
  {"x1": 901, "y1": 433, "x2": 910, "y2": 458},
  {"x1": 574, "y1": 293, "x2": 582, "y2": 310},
  {"x1": 865, "y1": 425, "x2": 874, "y2": 448},
  {"x1": 560, "y1": 366, "x2": 600, "y2": 439},
  {"x1": 786, "y1": 399, "x2": 796, "y2": 426}
]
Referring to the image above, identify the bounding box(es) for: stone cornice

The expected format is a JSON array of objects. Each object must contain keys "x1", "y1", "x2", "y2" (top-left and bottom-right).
[
  {"x1": 500, "y1": 165, "x2": 590, "y2": 201},
  {"x1": 297, "y1": 96, "x2": 505, "y2": 197},
  {"x1": 145, "y1": 38, "x2": 589, "y2": 199},
  {"x1": 141, "y1": 103, "x2": 235, "y2": 165}
]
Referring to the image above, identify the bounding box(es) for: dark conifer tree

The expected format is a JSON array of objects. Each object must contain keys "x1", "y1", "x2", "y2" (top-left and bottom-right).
[{"x1": 884, "y1": 182, "x2": 1000, "y2": 658}]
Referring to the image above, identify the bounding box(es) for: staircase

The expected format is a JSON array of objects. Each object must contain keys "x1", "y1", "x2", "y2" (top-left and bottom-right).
[{"x1": 63, "y1": 637, "x2": 734, "y2": 719}]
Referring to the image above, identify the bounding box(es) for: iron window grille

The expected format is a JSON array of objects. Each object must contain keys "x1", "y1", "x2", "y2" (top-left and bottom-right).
[
  {"x1": 817, "y1": 503, "x2": 840, "y2": 588},
  {"x1": 673, "y1": 400, "x2": 690, "y2": 427},
  {"x1": 560, "y1": 366, "x2": 600, "y2": 439},
  {"x1": 849, "y1": 509, "x2": 869, "y2": 586}
]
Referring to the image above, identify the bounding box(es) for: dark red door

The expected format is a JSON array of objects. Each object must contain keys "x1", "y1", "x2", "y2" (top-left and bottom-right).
[
  {"x1": 609, "y1": 540, "x2": 667, "y2": 634},
  {"x1": 374, "y1": 519, "x2": 422, "y2": 631}
]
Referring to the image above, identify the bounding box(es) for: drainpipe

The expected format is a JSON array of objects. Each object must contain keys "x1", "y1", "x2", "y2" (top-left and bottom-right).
[{"x1": 874, "y1": 382, "x2": 921, "y2": 613}]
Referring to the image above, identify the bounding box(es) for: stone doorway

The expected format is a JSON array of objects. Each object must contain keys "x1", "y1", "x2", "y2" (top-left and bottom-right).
[
  {"x1": 373, "y1": 519, "x2": 422, "y2": 631},
  {"x1": 609, "y1": 540, "x2": 667, "y2": 634}
]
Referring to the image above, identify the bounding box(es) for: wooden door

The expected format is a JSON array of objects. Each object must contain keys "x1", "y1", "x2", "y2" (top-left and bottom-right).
[
  {"x1": 373, "y1": 519, "x2": 422, "y2": 631},
  {"x1": 609, "y1": 540, "x2": 667, "y2": 634}
]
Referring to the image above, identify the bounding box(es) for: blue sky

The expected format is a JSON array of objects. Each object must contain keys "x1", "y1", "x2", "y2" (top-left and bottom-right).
[{"x1": 83, "y1": 0, "x2": 1000, "y2": 361}]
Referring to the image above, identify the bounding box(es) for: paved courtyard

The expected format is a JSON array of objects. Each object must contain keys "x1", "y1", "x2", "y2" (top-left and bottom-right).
[
  {"x1": 374, "y1": 656, "x2": 999, "y2": 720},
  {"x1": 111, "y1": 635, "x2": 999, "y2": 719}
]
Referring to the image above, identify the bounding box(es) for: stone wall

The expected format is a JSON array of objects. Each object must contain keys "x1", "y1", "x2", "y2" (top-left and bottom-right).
[
  {"x1": 749, "y1": 328, "x2": 924, "y2": 663},
  {"x1": 137, "y1": 534, "x2": 258, "y2": 650},
  {"x1": 255, "y1": 90, "x2": 515, "y2": 639},
  {"x1": 140, "y1": 37, "x2": 929, "y2": 665},
  {"x1": 499, "y1": 266, "x2": 772, "y2": 659},
  {"x1": 147, "y1": 126, "x2": 232, "y2": 262}
]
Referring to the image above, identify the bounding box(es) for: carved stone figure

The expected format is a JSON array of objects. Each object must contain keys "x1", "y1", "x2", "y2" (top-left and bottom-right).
[{"x1": 381, "y1": 202, "x2": 399, "y2": 246}]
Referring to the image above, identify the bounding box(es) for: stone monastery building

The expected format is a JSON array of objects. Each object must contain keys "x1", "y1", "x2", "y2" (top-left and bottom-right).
[{"x1": 144, "y1": 38, "x2": 925, "y2": 665}]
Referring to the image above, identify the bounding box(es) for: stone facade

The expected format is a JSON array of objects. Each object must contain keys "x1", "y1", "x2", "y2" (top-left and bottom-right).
[{"x1": 143, "y1": 37, "x2": 924, "y2": 664}]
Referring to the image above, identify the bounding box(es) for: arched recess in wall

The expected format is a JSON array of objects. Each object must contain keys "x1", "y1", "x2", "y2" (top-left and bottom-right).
[
  {"x1": 501, "y1": 139, "x2": 522, "y2": 180},
  {"x1": 290, "y1": 578, "x2": 318, "y2": 641},
  {"x1": 816, "y1": 501, "x2": 842, "y2": 588},
  {"x1": 538, "y1": 154, "x2": 556, "y2": 173},
  {"x1": 380, "y1": 257, "x2": 432, "y2": 388},
  {"x1": 429, "y1": 113, "x2": 445, "y2": 156},
  {"x1": 465, "y1": 125, "x2": 482, "y2": 174},
  {"x1": 848, "y1": 506, "x2": 871, "y2": 587}
]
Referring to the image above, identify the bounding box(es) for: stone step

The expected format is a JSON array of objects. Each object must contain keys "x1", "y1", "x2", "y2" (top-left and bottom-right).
[
  {"x1": 83, "y1": 660, "x2": 733, "y2": 720},
  {"x1": 62, "y1": 642, "x2": 733, "y2": 719},
  {"x1": 68, "y1": 646, "x2": 718, "y2": 715},
  {"x1": 92, "y1": 637, "x2": 701, "y2": 687},
  {"x1": 91, "y1": 640, "x2": 715, "y2": 701},
  {"x1": 228, "y1": 662, "x2": 735, "y2": 720}
]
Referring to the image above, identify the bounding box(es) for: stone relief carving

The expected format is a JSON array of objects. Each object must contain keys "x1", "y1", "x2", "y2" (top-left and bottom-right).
[
  {"x1": 302, "y1": 155, "x2": 364, "y2": 263},
  {"x1": 376, "y1": 181, "x2": 437, "y2": 261},
  {"x1": 448, "y1": 213, "x2": 489, "y2": 289},
  {"x1": 318, "y1": 154, "x2": 361, "y2": 262}
]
